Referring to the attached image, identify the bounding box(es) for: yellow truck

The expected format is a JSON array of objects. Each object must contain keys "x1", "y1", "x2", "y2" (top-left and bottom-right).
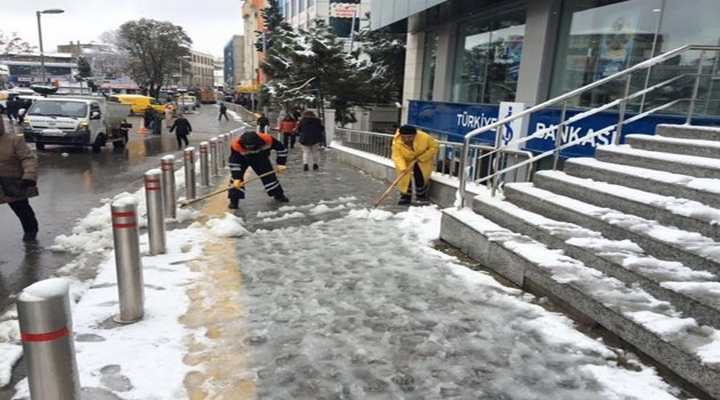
[{"x1": 109, "y1": 94, "x2": 165, "y2": 115}]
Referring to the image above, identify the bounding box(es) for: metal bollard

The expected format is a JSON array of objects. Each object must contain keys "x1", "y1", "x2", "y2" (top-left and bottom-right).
[
  {"x1": 17, "y1": 278, "x2": 81, "y2": 400},
  {"x1": 210, "y1": 137, "x2": 220, "y2": 176},
  {"x1": 184, "y1": 147, "x2": 197, "y2": 200},
  {"x1": 199, "y1": 141, "x2": 210, "y2": 186},
  {"x1": 144, "y1": 169, "x2": 166, "y2": 255},
  {"x1": 221, "y1": 134, "x2": 230, "y2": 168},
  {"x1": 161, "y1": 155, "x2": 177, "y2": 219},
  {"x1": 111, "y1": 199, "x2": 144, "y2": 323},
  {"x1": 217, "y1": 134, "x2": 225, "y2": 169}
]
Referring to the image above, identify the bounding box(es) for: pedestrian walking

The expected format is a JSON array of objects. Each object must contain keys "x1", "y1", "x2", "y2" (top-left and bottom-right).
[
  {"x1": 296, "y1": 111, "x2": 326, "y2": 171},
  {"x1": 278, "y1": 115, "x2": 297, "y2": 149},
  {"x1": 0, "y1": 117, "x2": 39, "y2": 241},
  {"x1": 218, "y1": 102, "x2": 229, "y2": 121},
  {"x1": 227, "y1": 130, "x2": 289, "y2": 209},
  {"x1": 391, "y1": 125, "x2": 439, "y2": 205},
  {"x1": 6, "y1": 96, "x2": 18, "y2": 123},
  {"x1": 164, "y1": 104, "x2": 175, "y2": 133},
  {"x1": 143, "y1": 106, "x2": 157, "y2": 134},
  {"x1": 169, "y1": 114, "x2": 192, "y2": 150},
  {"x1": 256, "y1": 113, "x2": 270, "y2": 133}
]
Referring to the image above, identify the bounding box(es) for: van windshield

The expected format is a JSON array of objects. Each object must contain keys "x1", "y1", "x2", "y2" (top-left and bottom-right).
[{"x1": 28, "y1": 101, "x2": 88, "y2": 118}]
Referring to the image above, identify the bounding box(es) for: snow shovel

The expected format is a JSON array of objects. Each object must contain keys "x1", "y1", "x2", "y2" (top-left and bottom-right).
[
  {"x1": 179, "y1": 169, "x2": 278, "y2": 208},
  {"x1": 373, "y1": 159, "x2": 418, "y2": 208}
]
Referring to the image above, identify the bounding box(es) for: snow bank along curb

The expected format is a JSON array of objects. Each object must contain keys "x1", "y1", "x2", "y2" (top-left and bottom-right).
[
  {"x1": 0, "y1": 160, "x2": 203, "y2": 393},
  {"x1": 441, "y1": 207, "x2": 720, "y2": 398}
]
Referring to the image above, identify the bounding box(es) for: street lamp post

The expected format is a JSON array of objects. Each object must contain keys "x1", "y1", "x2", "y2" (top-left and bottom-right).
[{"x1": 36, "y1": 9, "x2": 64, "y2": 84}]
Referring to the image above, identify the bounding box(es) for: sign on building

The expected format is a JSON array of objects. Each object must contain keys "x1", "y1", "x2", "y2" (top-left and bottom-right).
[
  {"x1": 497, "y1": 101, "x2": 528, "y2": 151},
  {"x1": 330, "y1": 3, "x2": 358, "y2": 19}
]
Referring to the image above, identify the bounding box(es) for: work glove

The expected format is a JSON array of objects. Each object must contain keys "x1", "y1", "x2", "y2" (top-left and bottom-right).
[
  {"x1": 232, "y1": 179, "x2": 244, "y2": 190},
  {"x1": 275, "y1": 165, "x2": 288, "y2": 175},
  {"x1": 21, "y1": 179, "x2": 36, "y2": 188}
]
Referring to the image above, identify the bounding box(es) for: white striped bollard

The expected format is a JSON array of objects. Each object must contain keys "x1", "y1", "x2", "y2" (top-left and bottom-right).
[{"x1": 210, "y1": 137, "x2": 219, "y2": 176}]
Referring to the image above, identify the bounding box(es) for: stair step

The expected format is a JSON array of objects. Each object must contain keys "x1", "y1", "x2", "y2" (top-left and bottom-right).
[
  {"x1": 596, "y1": 145, "x2": 720, "y2": 178},
  {"x1": 442, "y1": 208, "x2": 720, "y2": 399},
  {"x1": 533, "y1": 170, "x2": 720, "y2": 241},
  {"x1": 470, "y1": 193, "x2": 720, "y2": 328},
  {"x1": 627, "y1": 134, "x2": 720, "y2": 159},
  {"x1": 657, "y1": 124, "x2": 720, "y2": 141},
  {"x1": 565, "y1": 158, "x2": 720, "y2": 209},
  {"x1": 503, "y1": 183, "x2": 720, "y2": 277}
]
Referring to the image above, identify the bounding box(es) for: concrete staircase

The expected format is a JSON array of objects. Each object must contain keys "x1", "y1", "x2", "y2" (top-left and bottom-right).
[{"x1": 440, "y1": 124, "x2": 720, "y2": 399}]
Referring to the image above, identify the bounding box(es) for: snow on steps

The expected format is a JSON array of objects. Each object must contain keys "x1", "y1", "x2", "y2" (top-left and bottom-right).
[
  {"x1": 596, "y1": 145, "x2": 720, "y2": 178},
  {"x1": 503, "y1": 182, "x2": 720, "y2": 277},
  {"x1": 565, "y1": 157, "x2": 720, "y2": 209},
  {"x1": 657, "y1": 124, "x2": 720, "y2": 142},
  {"x1": 470, "y1": 193, "x2": 720, "y2": 328},
  {"x1": 533, "y1": 170, "x2": 720, "y2": 241},
  {"x1": 627, "y1": 133, "x2": 720, "y2": 159},
  {"x1": 441, "y1": 208, "x2": 720, "y2": 398}
]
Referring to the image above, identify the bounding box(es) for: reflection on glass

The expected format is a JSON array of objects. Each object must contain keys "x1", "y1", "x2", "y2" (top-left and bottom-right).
[
  {"x1": 421, "y1": 32, "x2": 439, "y2": 101},
  {"x1": 451, "y1": 10, "x2": 525, "y2": 104}
]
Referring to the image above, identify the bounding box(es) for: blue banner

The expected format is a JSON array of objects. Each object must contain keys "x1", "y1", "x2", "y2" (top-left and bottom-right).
[{"x1": 408, "y1": 100, "x2": 720, "y2": 157}]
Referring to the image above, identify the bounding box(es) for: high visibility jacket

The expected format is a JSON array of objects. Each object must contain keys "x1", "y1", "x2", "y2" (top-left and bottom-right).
[
  {"x1": 278, "y1": 119, "x2": 297, "y2": 134},
  {"x1": 229, "y1": 133, "x2": 288, "y2": 180},
  {"x1": 391, "y1": 129, "x2": 439, "y2": 193}
]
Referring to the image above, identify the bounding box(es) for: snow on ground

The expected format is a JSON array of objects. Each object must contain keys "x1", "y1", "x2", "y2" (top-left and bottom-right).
[
  {"x1": 222, "y1": 204, "x2": 679, "y2": 399},
  {"x1": 206, "y1": 213, "x2": 249, "y2": 237}
]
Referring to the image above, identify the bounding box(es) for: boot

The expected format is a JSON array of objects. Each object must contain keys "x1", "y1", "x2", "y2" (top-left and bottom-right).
[
  {"x1": 303, "y1": 164, "x2": 309, "y2": 171},
  {"x1": 274, "y1": 193, "x2": 290, "y2": 203},
  {"x1": 313, "y1": 164, "x2": 319, "y2": 171},
  {"x1": 398, "y1": 194, "x2": 412, "y2": 206}
]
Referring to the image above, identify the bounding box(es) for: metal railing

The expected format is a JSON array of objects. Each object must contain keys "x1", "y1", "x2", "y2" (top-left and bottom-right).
[
  {"x1": 457, "y1": 44, "x2": 720, "y2": 208},
  {"x1": 334, "y1": 127, "x2": 533, "y2": 186}
]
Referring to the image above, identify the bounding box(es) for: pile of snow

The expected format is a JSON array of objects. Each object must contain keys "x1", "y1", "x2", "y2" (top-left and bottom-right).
[
  {"x1": 262, "y1": 211, "x2": 305, "y2": 223},
  {"x1": 206, "y1": 213, "x2": 249, "y2": 237},
  {"x1": 12, "y1": 227, "x2": 207, "y2": 399},
  {"x1": 347, "y1": 208, "x2": 393, "y2": 221}
]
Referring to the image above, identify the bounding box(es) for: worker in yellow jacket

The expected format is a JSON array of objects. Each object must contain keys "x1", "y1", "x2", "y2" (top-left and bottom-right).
[{"x1": 391, "y1": 125, "x2": 439, "y2": 205}]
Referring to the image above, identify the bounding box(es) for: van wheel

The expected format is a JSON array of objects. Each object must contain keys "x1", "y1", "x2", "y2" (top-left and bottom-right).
[
  {"x1": 36, "y1": 143, "x2": 45, "y2": 151},
  {"x1": 92, "y1": 134, "x2": 105, "y2": 152}
]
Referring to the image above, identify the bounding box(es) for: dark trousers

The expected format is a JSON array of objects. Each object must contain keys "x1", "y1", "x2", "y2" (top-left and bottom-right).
[
  {"x1": 282, "y1": 133, "x2": 296, "y2": 149},
  {"x1": 176, "y1": 133, "x2": 189, "y2": 149},
  {"x1": 228, "y1": 159, "x2": 284, "y2": 205},
  {"x1": 8, "y1": 199, "x2": 38, "y2": 234},
  {"x1": 218, "y1": 111, "x2": 229, "y2": 121},
  {"x1": 402, "y1": 164, "x2": 429, "y2": 199}
]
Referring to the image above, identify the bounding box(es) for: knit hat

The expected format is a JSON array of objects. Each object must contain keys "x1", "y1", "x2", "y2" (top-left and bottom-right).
[
  {"x1": 240, "y1": 130, "x2": 264, "y2": 150},
  {"x1": 399, "y1": 125, "x2": 417, "y2": 135}
]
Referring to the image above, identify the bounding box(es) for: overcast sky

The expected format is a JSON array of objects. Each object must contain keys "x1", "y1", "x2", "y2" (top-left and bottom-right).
[{"x1": 3, "y1": 0, "x2": 246, "y2": 57}]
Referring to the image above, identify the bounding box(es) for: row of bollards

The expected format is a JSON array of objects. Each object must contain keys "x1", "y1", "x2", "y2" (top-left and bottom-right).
[{"x1": 16, "y1": 131, "x2": 237, "y2": 399}]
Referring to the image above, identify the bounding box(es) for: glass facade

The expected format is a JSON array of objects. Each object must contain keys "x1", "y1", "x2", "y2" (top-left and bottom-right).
[
  {"x1": 550, "y1": 0, "x2": 720, "y2": 115},
  {"x1": 451, "y1": 9, "x2": 526, "y2": 105},
  {"x1": 421, "y1": 32, "x2": 439, "y2": 101}
]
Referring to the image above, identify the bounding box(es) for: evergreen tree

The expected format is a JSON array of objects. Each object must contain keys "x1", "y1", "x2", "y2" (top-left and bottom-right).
[
  {"x1": 77, "y1": 56, "x2": 92, "y2": 78},
  {"x1": 353, "y1": 20, "x2": 407, "y2": 104}
]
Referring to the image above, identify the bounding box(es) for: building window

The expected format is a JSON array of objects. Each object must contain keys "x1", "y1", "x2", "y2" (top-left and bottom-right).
[
  {"x1": 451, "y1": 9, "x2": 526, "y2": 105},
  {"x1": 550, "y1": 0, "x2": 720, "y2": 115},
  {"x1": 421, "y1": 32, "x2": 439, "y2": 101},
  {"x1": 299, "y1": 0, "x2": 305, "y2": 13},
  {"x1": 308, "y1": 0, "x2": 314, "y2": 8}
]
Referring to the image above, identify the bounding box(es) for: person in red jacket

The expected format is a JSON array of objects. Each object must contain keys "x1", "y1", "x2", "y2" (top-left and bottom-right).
[
  {"x1": 277, "y1": 115, "x2": 298, "y2": 149},
  {"x1": 227, "y1": 130, "x2": 289, "y2": 209}
]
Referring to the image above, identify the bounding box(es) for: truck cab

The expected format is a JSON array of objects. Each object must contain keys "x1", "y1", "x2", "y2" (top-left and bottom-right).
[{"x1": 23, "y1": 97, "x2": 132, "y2": 152}]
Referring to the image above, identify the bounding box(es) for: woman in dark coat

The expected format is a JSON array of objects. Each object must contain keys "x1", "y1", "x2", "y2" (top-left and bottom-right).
[
  {"x1": 296, "y1": 111, "x2": 326, "y2": 171},
  {"x1": 169, "y1": 114, "x2": 193, "y2": 149}
]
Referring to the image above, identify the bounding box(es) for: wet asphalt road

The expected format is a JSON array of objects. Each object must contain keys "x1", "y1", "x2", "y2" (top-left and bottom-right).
[{"x1": 0, "y1": 106, "x2": 244, "y2": 312}]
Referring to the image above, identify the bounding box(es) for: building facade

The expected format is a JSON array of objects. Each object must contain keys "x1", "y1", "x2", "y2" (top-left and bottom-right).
[
  {"x1": 0, "y1": 53, "x2": 76, "y2": 86},
  {"x1": 372, "y1": 0, "x2": 720, "y2": 156},
  {"x1": 190, "y1": 49, "x2": 215, "y2": 88},
  {"x1": 214, "y1": 57, "x2": 225, "y2": 89},
  {"x1": 282, "y1": 0, "x2": 371, "y2": 50},
  {"x1": 224, "y1": 35, "x2": 246, "y2": 89},
  {"x1": 241, "y1": 0, "x2": 267, "y2": 89}
]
